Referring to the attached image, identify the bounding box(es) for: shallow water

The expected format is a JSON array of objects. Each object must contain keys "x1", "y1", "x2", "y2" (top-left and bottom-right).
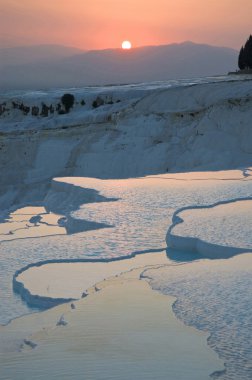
[
  {"x1": 0, "y1": 206, "x2": 66, "y2": 242},
  {"x1": 0, "y1": 270, "x2": 223, "y2": 380},
  {"x1": 0, "y1": 172, "x2": 251, "y2": 324},
  {"x1": 0, "y1": 171, "x2": 252, "y2": 379},
  {"x1": 144, "y1": 254, "x2": 252, "y2": 380}
]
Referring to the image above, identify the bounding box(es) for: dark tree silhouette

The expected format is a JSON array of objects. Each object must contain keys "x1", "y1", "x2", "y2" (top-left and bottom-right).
[
  {"x1": 238, "y1": 47, "x2": 246, "y2": 70},
  {"x1": 238, "y1": 35, "x2": 252, "y2": 70},
  {"x1": 61, "y1": 93, "x2": 75, "y2": 113},
  {"x1": 246, "y1": 35, "x2": 252, "y2": 68}
]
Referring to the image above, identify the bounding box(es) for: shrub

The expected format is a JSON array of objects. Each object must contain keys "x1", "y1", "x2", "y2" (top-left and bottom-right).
[
  {"x1": 92, "y1": 100, "x2": 98, "y2": 108},
  {"x1": 61, "y1": 93, "x2": 75, "y2": 113},
  {"x1": 92, "y1": 96, "x2": 104, "y2": 109}
]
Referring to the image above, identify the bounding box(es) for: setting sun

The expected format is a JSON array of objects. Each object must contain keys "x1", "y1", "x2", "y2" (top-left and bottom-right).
[{"x1": 122, "y1": 41, "x2": 132, "y2": 50}]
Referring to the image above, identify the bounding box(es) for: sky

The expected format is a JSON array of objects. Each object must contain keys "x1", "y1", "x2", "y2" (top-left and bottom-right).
[{"x1": 1, "y1": 0, "x2": 252, "y2": 50}]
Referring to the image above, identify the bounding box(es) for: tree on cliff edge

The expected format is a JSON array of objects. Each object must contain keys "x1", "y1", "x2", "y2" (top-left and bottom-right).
[{"x1": 238, "y1": 35, "x2": 252, "y2": 70}]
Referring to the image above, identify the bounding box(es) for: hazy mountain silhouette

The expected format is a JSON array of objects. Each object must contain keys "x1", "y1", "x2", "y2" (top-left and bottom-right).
[
  {"x1": 0, "y1": 44, "x2": 85, "y2": 67},
  {"x1": 0, "y1": 42, "x2": 237, "y2": 90}
]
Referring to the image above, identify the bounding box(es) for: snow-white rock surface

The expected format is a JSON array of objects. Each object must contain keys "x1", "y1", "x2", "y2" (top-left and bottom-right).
[
  {"x1": 1, "y1": 78, "x2": 252, "y2": 380},
  {"x1": 1, "y1": 79, "x2": 252, "y2": 211}
]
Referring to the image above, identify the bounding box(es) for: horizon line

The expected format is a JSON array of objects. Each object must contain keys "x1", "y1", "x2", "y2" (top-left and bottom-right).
[{"x1": 0, "y1": 40, "x2": 238, "y2": 53}]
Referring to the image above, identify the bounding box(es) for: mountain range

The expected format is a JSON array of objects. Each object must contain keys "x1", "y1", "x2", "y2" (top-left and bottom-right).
[{"x1": 0, "y1": 42, "x2": 238, "y2": 90}]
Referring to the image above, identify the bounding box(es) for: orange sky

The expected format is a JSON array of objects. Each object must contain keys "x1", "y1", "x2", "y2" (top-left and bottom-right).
[{"x1": 1, "y1": 0, "x2": 252, "y2": 50}]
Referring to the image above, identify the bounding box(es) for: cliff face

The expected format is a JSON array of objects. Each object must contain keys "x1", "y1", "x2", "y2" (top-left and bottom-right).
[{"x1": 1, "y1": 80, "x2": 252, "y2": 210}]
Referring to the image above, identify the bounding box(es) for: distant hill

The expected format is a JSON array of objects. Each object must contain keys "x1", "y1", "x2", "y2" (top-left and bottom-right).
[
  {"x1": 0, "y1": 42, "x2": 238, "y2": 90},
  {"x1": 0, "y1": 44, "x2": 85, "y2": 67}
]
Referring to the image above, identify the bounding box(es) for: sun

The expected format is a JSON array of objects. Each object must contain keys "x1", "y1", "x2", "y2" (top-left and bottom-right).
[{"x1": 122, "y1": 41, "x2": 132, "y2": 50}]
